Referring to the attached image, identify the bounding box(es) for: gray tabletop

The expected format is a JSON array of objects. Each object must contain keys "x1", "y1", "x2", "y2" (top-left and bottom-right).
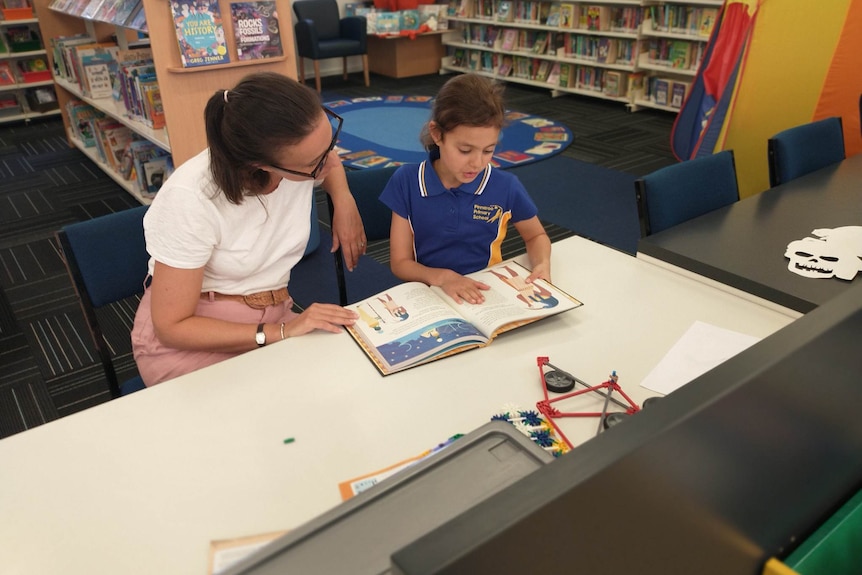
[{"x1": 637, "y1": 154, "x2": 862, "y2": 313}]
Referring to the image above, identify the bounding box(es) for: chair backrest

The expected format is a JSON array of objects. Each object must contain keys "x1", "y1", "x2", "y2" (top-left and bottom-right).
[
  {"x1": 767, "y1": 116, "x2": 845, "y2": 187},
  {"x1": 57, "y1": 206, "x2": 150, "y2": 398},
  {"x1": 635, "y1": 150, "x2": 739, "y2": 237},
  {"x1": 293, "y1": 0, "x2": 341, "y2": 40},
  {"x1": 347, "y1": 165, "x2": 399, "y2": 242},
  {"x1": 329, "y1": 165, "x2": 399, "y2": 305}
]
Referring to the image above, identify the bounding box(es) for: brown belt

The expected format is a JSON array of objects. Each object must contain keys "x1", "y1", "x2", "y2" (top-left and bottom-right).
[{"x1": 201, "y1": 287, "x2": 291, "y2": 310}]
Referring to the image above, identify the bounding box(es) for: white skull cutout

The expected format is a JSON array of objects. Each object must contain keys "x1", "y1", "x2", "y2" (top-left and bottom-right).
[{"x1": 784, "y1": 226, "x2": 862, "y2": 281}]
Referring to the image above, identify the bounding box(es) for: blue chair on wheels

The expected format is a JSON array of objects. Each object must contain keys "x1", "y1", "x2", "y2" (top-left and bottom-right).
[
  {"x1": 635, "y1": 150, "x2": 739, "y2": 237},
  {"x1": 293, "y1": 0, "x2": 370, "y2": 93},
  {"x1": 767, "y1": 117, "x2": 845, "y2": 187},
  {"x1": 330, "y1": 166, "x2": 400, "y2": 306},
  {"x1": 56, "y1": 206, "x2": 150, "y2": 398}
]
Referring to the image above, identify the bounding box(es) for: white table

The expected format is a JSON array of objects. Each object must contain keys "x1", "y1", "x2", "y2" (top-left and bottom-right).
[{"x1": 0, "y1": 236, "x2": 796, "y2": 575}]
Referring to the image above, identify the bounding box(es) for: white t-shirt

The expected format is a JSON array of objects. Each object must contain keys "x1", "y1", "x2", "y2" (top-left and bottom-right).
[{"x1": 144, "y1": 149, "x2": 313, "y2": 295}]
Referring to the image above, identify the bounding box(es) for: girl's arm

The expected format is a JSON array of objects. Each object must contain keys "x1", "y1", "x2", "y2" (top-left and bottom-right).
[
  {"x1": 321, "y1": 152, "x2": 366, "y2": 271},
  {"x1": 388, "y1": 213, "x2": 489, "y2": 305},
  {"x1": 514, "y1": 216, "x2": 552, "y2": 282},
  {"x1": 149, "y1": 261, "x2": 357, "y2": 352}
]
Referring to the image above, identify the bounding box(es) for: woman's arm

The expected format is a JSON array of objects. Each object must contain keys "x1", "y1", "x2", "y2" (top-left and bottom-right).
[
  {"x1": 149, "y1": 261, "x2": 358, "y2": 352},
  {"x1": 514, "y1": 216, "x2": 551, "y2": 282},
  {"x1": 321, "y1": 152, "x2": 366, "y2": 271},
  {"x1": 388, "y1": 213, "x2": 489, "y2": 304}
]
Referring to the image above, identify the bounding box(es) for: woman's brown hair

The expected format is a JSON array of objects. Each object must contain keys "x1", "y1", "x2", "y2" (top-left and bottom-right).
[{"x1": 204, "y1": 72, "x2": 321, "y2": 204}]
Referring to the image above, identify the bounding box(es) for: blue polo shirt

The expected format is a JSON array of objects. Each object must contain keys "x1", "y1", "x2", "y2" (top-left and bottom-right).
[{"x1": 379, "y1": 153, "x2": 538, "y2": 275}]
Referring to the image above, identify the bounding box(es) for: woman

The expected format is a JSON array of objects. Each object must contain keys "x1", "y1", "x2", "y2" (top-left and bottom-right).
[{"x1": 132, "y1": 72, "x2": 363, "y2": 386}]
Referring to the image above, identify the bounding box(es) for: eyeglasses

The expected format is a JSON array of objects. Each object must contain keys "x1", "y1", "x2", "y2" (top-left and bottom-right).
[{"x1": 268, "y1": 108, "x2": 343, "y2": 179}]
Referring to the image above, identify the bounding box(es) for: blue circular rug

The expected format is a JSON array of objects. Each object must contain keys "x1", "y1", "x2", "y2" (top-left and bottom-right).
[{"x1": 324, "y1": 95, "x2": 572, "y2": 170}]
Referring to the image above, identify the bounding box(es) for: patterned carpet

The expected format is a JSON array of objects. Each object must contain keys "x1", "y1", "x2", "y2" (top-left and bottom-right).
[{"x1": 0, "y1": 73, "x2": 676, "y2": 439}]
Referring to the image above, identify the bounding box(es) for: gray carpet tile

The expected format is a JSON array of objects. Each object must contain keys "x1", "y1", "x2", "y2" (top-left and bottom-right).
[
  {"x1": 0, "y1": 374, "x2": 58, "y2": 437},
  {"x1": 0, "y1": 73, "x2": 677, "y2": 439}
]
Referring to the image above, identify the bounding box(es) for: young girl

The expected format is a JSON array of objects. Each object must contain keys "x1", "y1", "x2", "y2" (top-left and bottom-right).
[
  {"x1": 380, "y1": 73, "x2": 551, "y2": 305},
  {"x1": 131, "y1": 72, "x2": 364, "y2": 386}
]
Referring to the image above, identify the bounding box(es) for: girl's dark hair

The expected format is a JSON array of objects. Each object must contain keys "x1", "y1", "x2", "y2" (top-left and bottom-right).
[
  {"x1": 421, "y1": 73, "x2": 506, "y2": 151},
  {"x1": 204, "y1": 72, "x2": 321, "y2": 204}
]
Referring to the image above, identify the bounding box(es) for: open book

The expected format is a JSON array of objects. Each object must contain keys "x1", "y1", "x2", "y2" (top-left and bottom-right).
[{"x1": 346, "y1": 261, "x2": 583, "y2": 375}]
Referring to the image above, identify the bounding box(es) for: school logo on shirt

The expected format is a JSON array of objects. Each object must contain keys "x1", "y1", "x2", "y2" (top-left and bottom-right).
[{"x1": 473, "y1": 204, "x2": 504, "y2": 223}]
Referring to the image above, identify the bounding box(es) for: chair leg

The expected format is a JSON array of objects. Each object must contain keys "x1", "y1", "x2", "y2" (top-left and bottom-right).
[
  {"x1": 342, "y1": 57, "x2": 348, "y2": 80},
  {"x1": 313, "y1": 61, "x2": 322, "y2": 93},
  {"x1": 362, "y1": 54, "x2": 370, "y2": 87},
  {"x1": 298, "y1": 57, "x2": 305, "y2": 85}
]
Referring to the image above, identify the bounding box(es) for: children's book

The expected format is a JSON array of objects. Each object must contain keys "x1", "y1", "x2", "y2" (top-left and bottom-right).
[
  {"x1": 229, "y1": 1, "x2": 283, "y2": 60},
  {"x1": 170, "y1": 0, "x2": 231, "y2": 68},
  {"x1": 346, "y1": 261, "x2": 583, "y2": 375}
]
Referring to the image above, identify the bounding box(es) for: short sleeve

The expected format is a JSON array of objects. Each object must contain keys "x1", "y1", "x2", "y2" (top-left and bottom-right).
[
  {"x1": 378, "y1": 165, "x2": 415, "y2": 220},
  {"x1": 144, "y1": 183, "x2": 221, "y2": 270},
  {"x1": 506, "y1": 173, "x2": 539, "y2": 222}
]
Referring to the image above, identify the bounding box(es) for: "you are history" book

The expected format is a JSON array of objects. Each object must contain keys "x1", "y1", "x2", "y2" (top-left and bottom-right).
[{"x1": 346, "y1": 261, "x2": 583, "y2": 375}]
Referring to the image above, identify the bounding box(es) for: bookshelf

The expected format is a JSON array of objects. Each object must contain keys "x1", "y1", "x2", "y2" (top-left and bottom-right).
[
  {"x1": 635, "y1": 0, "x2": 721, "y2": 111},
  {"x1": 441, "y1": 0, "x2": 720, "y2": 112},
  {"x1": 31, "y1": 0, "x2": 297, "y2": 204},
  {"x1": 0, "y1": 16, "x2": 62, "y2": 123}
]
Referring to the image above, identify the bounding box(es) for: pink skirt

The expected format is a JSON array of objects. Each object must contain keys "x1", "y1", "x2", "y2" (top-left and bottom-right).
[{"x1": 131, "y1": 289, "x2": 298, "y2": 387}]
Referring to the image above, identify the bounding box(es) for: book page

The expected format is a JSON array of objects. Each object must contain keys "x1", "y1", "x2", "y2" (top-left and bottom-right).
[
  {"x1": 346, "y1": 282, "x2": 488, "y2": 374},
  {"x1": 430, "y1": 261, "x2": 583, "y2": 339},
  {"x1": 208, "y1": 531, "x2": 287, "y2": 574}
]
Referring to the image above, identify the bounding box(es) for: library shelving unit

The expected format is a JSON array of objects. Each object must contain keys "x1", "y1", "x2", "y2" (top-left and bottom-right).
[
  {"x1": 635, "y1": 0, "x2": 721, "y2": 111},
  {"x1": 0, "y1": 14, "x2": 62, "y2": 123},
  {"x1": 31, "y1": 0, "x2": 297, "y2": 204},
  {"x1": 442, "y1": 0, "x2": 720, "y2": 112}
]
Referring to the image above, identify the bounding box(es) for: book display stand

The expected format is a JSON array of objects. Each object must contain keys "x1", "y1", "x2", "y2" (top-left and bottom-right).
[
  {"x1": 442, "y1": 0, "x2": 722, "y2": 112},
  {"x1": 31, "y1": 0, "x2": 298, "y2": 203}
]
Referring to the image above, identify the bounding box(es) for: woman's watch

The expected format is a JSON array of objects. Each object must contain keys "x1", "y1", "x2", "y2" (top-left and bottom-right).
[{"x1": 255, "y1": 323, "x2": 266, "y2": 347}]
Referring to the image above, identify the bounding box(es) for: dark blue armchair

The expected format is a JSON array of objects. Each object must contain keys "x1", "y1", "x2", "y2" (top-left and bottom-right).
[
  {"x1": 293, "y1": 0, "x2": 370, "y2": 93},
  {"x1": 767, "y1": 117, "x2": 845, "y2": 188},
  {"x1": 635, "y1": 150, "x2": 739, "y2": 237}
]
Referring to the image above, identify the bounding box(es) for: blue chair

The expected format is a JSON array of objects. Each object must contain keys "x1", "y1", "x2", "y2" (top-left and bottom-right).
[
  {"x1": 635, "y1": 150, "x2": 739, "y2": 237},
  {"x1": 330, "y1": 166, "x2": 399, "y2": 305},
  {"x1": 56, "y1": 206, "x2": 150, "y2": 398},
  {"x1": 293, "y1": 0, "x2": 369, "y2": 93},
  {"x1": 767, "y1": 117, "x2": 845, "y2": 187}
]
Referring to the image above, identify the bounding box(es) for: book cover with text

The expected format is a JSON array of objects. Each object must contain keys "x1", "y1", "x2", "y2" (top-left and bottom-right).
[
  {"x1": 230, "y1": 1, "x2": 283, "y2": 60},
  {"x1": 170, "y1": 0, "x2": 230, "y2": 68}
]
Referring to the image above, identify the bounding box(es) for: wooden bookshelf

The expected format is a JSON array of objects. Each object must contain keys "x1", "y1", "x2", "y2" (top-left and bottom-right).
[{"x1": 31, "y1": 0, "x2": 298, "y2": 203}]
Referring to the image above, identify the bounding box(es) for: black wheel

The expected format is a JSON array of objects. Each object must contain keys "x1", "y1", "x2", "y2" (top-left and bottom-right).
[
  {"x1": 603, "y1": 412, "x2": 629, "y2": 430},
  {"x1": 544, "y1": 370, "x2": 575, "y2": 393}
]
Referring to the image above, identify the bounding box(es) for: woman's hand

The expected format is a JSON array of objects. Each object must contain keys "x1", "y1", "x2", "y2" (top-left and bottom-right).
[
  {"x1": 283, "y1": 303, "x2": 359, "y2": 337},
  {"x1": 323, "y1": 152, "x2": 367, "y2": 271},
  {"x1": 439, "y1": 271, "x2": 490, "y2": 305}
]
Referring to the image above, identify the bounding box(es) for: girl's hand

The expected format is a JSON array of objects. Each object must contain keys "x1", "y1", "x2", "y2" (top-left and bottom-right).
[
  {"x1": 527, "y1": 261, "x2": 551, "y2": 283},
  {"x1": 283, "y1": 303, "x2": 359, "y2": 337},
  {"x1": 439, "y1": 271, "x2": 490, "y2": 305}
]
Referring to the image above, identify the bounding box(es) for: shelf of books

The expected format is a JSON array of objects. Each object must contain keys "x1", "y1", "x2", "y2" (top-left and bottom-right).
[
  {"x1": 633, "y1": 0, "x2": 719, "y2": 111},
  {"x1": 31, "y1": 0, "x2": 297, "y2": 203},
  {"x1": 1, "y1": 15, "x2": 62, "y2": 123},
  {"x1": 441, "y1": 0, "x2": 719, "y2": 112}
]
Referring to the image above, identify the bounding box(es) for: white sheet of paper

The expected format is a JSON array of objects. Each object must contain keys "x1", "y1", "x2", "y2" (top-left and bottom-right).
[{"x1": 639, "y1": 321, "x2": 761, "y2": 395}]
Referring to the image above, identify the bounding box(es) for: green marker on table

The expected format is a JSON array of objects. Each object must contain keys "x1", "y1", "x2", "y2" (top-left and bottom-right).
[{"x1": 283, "y1": 437, "x2": 295, "y2": 444}]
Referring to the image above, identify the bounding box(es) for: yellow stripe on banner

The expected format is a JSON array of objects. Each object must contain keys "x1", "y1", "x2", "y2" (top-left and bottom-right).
[{"x1": 721, "y1": 0, "x2": 851, "y2": 198}]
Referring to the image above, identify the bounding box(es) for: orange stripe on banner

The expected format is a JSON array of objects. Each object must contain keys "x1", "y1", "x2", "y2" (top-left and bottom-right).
[{"x1": 814, "y1": 0, "x2": 862, "y2": 157}]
